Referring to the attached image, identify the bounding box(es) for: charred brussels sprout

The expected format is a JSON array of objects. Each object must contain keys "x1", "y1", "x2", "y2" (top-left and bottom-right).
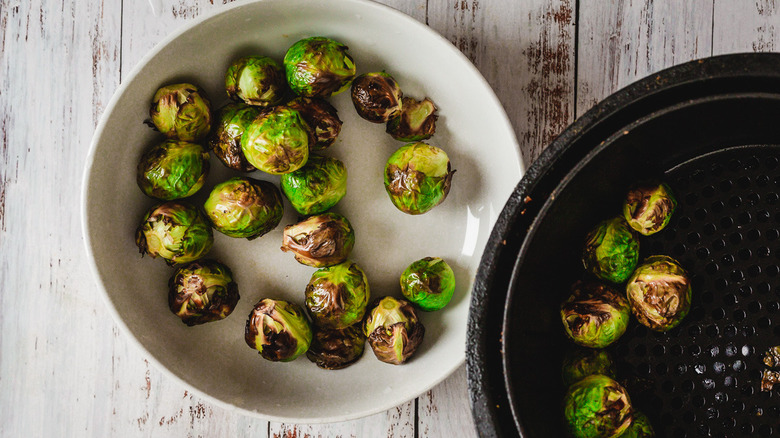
[
  {"x1": 241, "y1": 106, "x2": 310, "y2": 174},
  {"x1": 283, "y1": 36, "x2": 356, "y2": 98},
  {"x1": 135, "y1": 201, "x2": 213, "y2": 265},
  {"x1": 287, "y1": 97, "x2": 342, "y2": 151},
  {"x1": 168, "y1": 259, "x2": 239, "y2": 326},
  {"x1": 623, "y1": 182, "x2": 677, "y2": 236},
  {"x1": 351, "y1": 72, "x2": 403, "y2": 123},
  {"x1": 225, "y1": 56, "x2": 286, "y2": 106},
  {"x1": 561, "y1": 281, "x2": 630, "y2": 348},
  {"x1": 626, "y1": 255, "x2": 692, "y2": 331},
  {"x1": 305, "y1": 260, "x2": 370, "y2": 329},
  {"x1": 582, "y1": 218, "x2": 639, "y2": 284},
  {"x1": 203, "y1": 177, "x2": 283, "y2": 239},
  {"x1": 149, "y1": 83, "x2": 212, "y2": 141},
  {"x1": 245, "y1": 299, "x2": 313, "y2": 362},
  {"x1": 136, "y1": 139, "x2": 209, "y2": 200},
  {"x1": 400, "y1": 257, "x2": 455, "y2": 311},
  {"x1": 364, "y1": 296, "x2": 425, "y2": 365},
  {"x1": 209, "y1": 103, "x2": 263, "y2": 172},
  {"x1": 384, "y1": 142, "x2": 455, "y2": 215},
  {"x1": 563, "y1": 374, "x2": 633, "y2": 438},
  {"x1": 619, "y1": 411, "x2": 655, "y2": 438},
  {"x1": 562, "y1": 349, "x2": 617, "y2": 387},
  {"x1": 281, "y1": 212, "x2": 355, "y2": 268},
  {"x1": 386, "y1": 97, "x2": 437, "y2": 142},
  {"x1": 280, "y1": 154, "x2": 347, "y2": 215},
  {"x1": 306, "y1": 325, "x2": 366, "y2": 370}
]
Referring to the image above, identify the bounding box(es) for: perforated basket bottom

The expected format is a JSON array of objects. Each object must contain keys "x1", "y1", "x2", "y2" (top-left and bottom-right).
[{"x1": 617, "y1": 145, "x2": 780, "y2": 438}]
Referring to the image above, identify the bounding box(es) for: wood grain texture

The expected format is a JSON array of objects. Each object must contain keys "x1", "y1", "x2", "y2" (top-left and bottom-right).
[{"x1": 713, "y1": 0, "x2": 780, "y2": 54}]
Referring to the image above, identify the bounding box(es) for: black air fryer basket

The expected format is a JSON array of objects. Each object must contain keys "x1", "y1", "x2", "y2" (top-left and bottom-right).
[{"x1": 467, "y1": 53, "x2": 780, "y2": 438}]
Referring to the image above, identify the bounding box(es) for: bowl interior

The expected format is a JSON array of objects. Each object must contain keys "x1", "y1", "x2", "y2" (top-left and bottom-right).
[{"x1": 84, "y1": 0, "x2": 522, "y2": 422}]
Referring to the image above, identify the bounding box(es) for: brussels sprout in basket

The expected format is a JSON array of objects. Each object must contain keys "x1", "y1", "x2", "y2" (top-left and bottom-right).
[
  {"x1": 562, "y1": 348, "x2": 617, "y2": 387},
  {"x1": 351, "y1": 71, "x2": 403, "y2": 123},
  {"x1": 245, "y1": 298, "x2": 313, "y2": 362},
  {"x1": 400, "y1": 257, "x2": 455, "y2": 311},
  {"x1": 386, "y1": 97, "x2": 437, "y2": 142},
  {"x1": 203, "y1": 177, "x2": 283, "y2": 240},
  {"x1": 281, "y1": 212, "x2": 355, "y2": 268},
  {"x1": 384, "y1": 142, "x2": 455, "y2": 215},
  {"x1": 209, "y1": 103, "x2": 264, "y2": 172},
  {"x1": 560, "y1": 281, "x2": 630, "y2": 349},
  {"x1": 168, "y1": 259, "x2": 239, "y2": 326},
  {"x1": 283, "y1": 36, "x2": 356, "y2": 98},
  {"x1": 287, "y1": 97, "x2": 343, "y2": 151},
  {"x1": 149, "y1": 83, "x2": 212, "y2": 142},
  {"x1": 620, "y1": 411, "x2": 655, "y2": 438},
  {"x1": 135, "y1": 201, "x2": 213, "y2": 265},
  {"x1": 582, "y1": 217, "x2": 639, "y2": 284},
  {"x1": 626, "y1": 255, "x2": 692, "y2": 332},
  {"x1": 136, "y1": 139, "x2": 210, "y2": 200},
  {"x1": 305, "y1": 260, "x2": 370, "y2": 330},
  {"x1": 225, "y1": 56, "x2": 287, "y2": 107},
  {"x1": 622, "y1": 182, "x2": 677, "y2": 236},
  {"x1": 306, "y1": 324, "x2": 366, "y2": 370},
  {"x1": 280, "y1": 154, "x2": 347, "y2": 216},
  {"x1": 563, "y1": 374, "x2": 633, "y2": 438},
  {"x1": 364, "y1": 296, "x2": 425, "y2": 365},
  {"x1": 241, "y1": 106, "x2": 310, "y2": 175}
]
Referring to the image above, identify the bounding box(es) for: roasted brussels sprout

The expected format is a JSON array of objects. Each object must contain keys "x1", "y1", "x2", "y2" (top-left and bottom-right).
[
  {"x1": 562, "y1": 349, "x2": 617, "y2": 387},
  {"x1": 386, "y1": 97, "x2": 437, "y2": 142},
  {"x1": 225, "y1": 56, "x2": 287, "y2": 106},
  {"x1": 619, "y1": 411, "x2": 655, "y2": 438},
  {"x1": 582, "y1": 217, "x2": 639, "y2": 284},
  {"x1": 149, "y1": 83, "x2": 212, "y2": 142},
  {"x1": 203, "y1": 177, "x2": 283, "y2": 239},
  {"x1": 626, "y1": 255, "x2": 692, "y2": 331},
  {"x1": 384, "y1": 142, "x2": 454, "y2": 215},
  {"x1": 135, "y1": 201, "x2": 213, "y2": 265},
  {"x1": 400, "y1": 257, "x2": 455, "y2": 311},
  {"x1": 351, "y1": 72, "x2": 403, "y2": 123},
  {"x1": 561, "y1": 281, "x2": 630, "y2": 348},
  {"x1": 364, "y1": 296, "x2": 425, "y2": 365},
  {"x1": 306, "y1": 325, "x2": 366, "y2": 370},
  {"x1": 287, "y1": 97, "x2": 342, "y2": 150},
  {"x1": 280, "y1": 154, "x2": 347, "y2": 215},
  {"x1": 245, "y1": 298, "x2": 313, "y2": 362},
  {"x1": 283, "y1": 36, "x2": 356, "y2": 98},
  {"x1": 208, "y1": 103, "x2": 264, "y2": 172},
  {"x1": 168, "y1": 259, "x2": 239, "y2": 326},
  {"x1": 623, "y1": 182, "x2": 677, "y2": 236},
  {"x1": 305, "y1": 260, "x2": 370, "y2": 329},
  {"x1": 241, "y1": 106, "x2": 310, "y2": 174},
  {"x1": 136, "y1": 139, "x2": 210, "y2": 200},
  {"x1": 764, "y1": 346, "x2": 780, "y2": 368},
  {"x1": 281, "y1": 212, "x2": 355, "y2": 267},
  {"x1": 563, "y1": 375, "x2": 633, "y2": 438}
]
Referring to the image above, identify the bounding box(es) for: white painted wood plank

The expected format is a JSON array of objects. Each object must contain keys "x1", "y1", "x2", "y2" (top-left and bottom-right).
[
  {"x1": 713, "y1": 0, "x2": 780, "y2": 54},
  {"x1": 417, "y1": 365, "x2": 474, "y2": 438},
  {"x1": 576, "y1": 0, "x2": 714, "y2": 116}
]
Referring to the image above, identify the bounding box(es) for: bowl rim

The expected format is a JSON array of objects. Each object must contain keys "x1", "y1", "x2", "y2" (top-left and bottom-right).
[{"x1": 81, "y1": 0, "x2": 524, "y2": 423}]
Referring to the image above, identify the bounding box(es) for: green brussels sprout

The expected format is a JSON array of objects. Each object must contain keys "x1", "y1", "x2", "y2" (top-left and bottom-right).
[
  {"x1": 287, "y1": 97, "x2": 342, "y2": 151},
  {"x1": 386, "y1": 97, "x2": 437, "y2": 142},
  {"x1": 562, "y1": 348, "x2": 617, "y2": 387},
  {"x1": 135, "y1": 201, "x2": 214, "y2": 265},
  {"x1": 623, "y1": 182, "x2": 677, "y2": 236},
  {"x1": 244, "y1": 298, "x2": 313, "y2": 362},
  {"x1": 241, "y1": 106, "x2": 310, "y2": 174},
  {"x1": 136, "y1": 139, "x2": 210, "y2": 200},
  {"x1": 561, "y1": 281, "x2": 630, "y2": 348},
  {"x1": 203, "y1": 177, "x2": 283, "y2": 239},
  {"x1": 281, "y1": 212, "x2": 355, "y2": 268},
  {"x1": 149, "y1": 83, "x2": 212, "y2": 141},
  {"x1": 563, "y1": 375, "x2": 633, "y2": 438},
  {"x1": 582, "y1": 217, "x2": 639, "y2": 284},
  {"x1": 400, "y1": 257, "x2": 455, "y2": 311},
  {"x1": 225, "y1": 56, "x2": 287, "y2": 106},
  {"x1": 283, "y1": 36, "x2": 356, "y2": 98},
  {"x1": 364, "y1": 296, "x2": 425, "y2": 365},
  {"x1": 626, "y1": 255, "x2": 692, "y2": 332},
  {"x1": 618, "y1": 411, "x2": 655, "y2": 438},
  {"x1": 168, "y1": 259, "x2": 239, "y2": 326},
  {"x1": 280, "y1": 154, "x2": 347, "y2": 215},
  {"x1": 306, "y1": 324, "x2": 366, "y2": 370},
  {"x1": 351, "y1": 72, "x2": 403, "y2": 123},
  {"x1": 208, "y1": 103, "x2": 264, "y2": 172},
  {"x1": 384, "y1": 142, "x2": 455, "y2": 215},
  {"x1": 305, "y1": 260, "x2": 370, "y2": 329}
]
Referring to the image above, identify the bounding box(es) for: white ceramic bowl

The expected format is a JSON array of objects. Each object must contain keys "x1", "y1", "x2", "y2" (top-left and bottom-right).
[{"x1": 83, "y1": 0, "x2": 523, "y2": 422}]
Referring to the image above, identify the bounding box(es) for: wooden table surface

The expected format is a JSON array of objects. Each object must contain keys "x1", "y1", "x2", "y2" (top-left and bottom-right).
[{"x1": 1, "y1": 0, "x2": 778, "y2": 436}]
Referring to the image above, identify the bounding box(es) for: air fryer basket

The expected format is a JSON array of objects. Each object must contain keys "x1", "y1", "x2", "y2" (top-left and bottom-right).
[{"x1": 467, "y1": 53, "x2": 780, "y2": 438}]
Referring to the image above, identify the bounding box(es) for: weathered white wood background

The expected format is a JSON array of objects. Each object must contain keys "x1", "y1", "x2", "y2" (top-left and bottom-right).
[{"x1": 1, "y1": 0, "x2": 778, "y2": 436}]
